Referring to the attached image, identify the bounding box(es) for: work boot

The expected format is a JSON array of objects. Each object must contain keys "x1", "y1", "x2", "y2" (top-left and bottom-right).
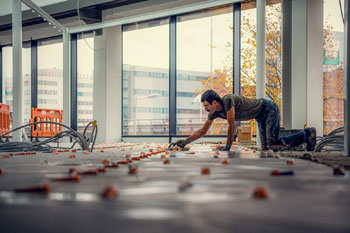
[{"x1": 304, "y1": 127, "x2": 316, "y2": 151}]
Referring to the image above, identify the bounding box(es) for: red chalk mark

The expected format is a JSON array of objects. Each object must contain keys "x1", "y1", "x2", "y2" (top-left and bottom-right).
[
  {"x1": 15, "y1": 184, "x2": 51, "y2": 193},
  {"x1": 185, "y1": 152, "x2": 195, "y2": 155},
  {"x1": 52, "y1": 175, "x2": 80, "y2": 182},
  {"x1": 117, "y1": 160, "x2": 129, "y2": 165},
  {"x1": 78, "y1": 169, "x2": 99, "y2": 175},
  {"x1": 105, "y1": 163, "x2": 119, "y2": 168},
  {"x1": 98, "y1": 167, "x2": 107, "y2": 173}
]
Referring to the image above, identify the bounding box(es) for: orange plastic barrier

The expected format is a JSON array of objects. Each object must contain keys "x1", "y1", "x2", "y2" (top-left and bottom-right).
[
  {"x1": 29, "y1": 108, "x2": 63, "y2": 137},
  {"x1": 0, "y1": 104, "x2": 11, "y2": 136}
]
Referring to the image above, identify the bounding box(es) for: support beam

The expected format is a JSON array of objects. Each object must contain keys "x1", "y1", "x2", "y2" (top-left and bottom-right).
[
  {"x1": 12, "y1": 0, "x2": 23, "y2": 141},
  {"x1": 306, "y1": 0, "x2": 323, "y2": 136},
  {"x1": 78, "y1": 8, "x2": 102, "y2": 25},
  {"x1": 233, "y1": 3, "x2": 241, "y2": 96},
  {"x1": 256, "y1": 0, "x2": 266, "y2": 99},
  {"x1": 69, "y1": 0, "x2": 241, "y2": 34},
  {"x1": 21, "y1": 0, "x2": 65, "y2": 32},
  {"x1": 62, "y1": 31, "x2": 71, "y2": 128},
  {"x1": 94, "y1": 26, "x2": 122, "y2": 142},
  {"x1": 282, "y1": 0, "x2": 292, "y2": 129},
  {"x1": 169, "y1": 16, "x2": 176, "y2": 140},
  {"x1": 345, "y1": 0, "x2": 350, "y2": 156},
  {"x1": 291, "y1": 0, "x2": 307, "y2": 129},
  {"x1": 31, "y1": 40, "x2": 37, "y2": 108},
  {"x1": 70, "y1": 34, "x2": 78, "y2": 131},
  {"x1": 256, "y1": 0, "x2": 266, "y2": 147},
  {"x1": 0, "y1": 47, "x2": 2, "y2": 103}
]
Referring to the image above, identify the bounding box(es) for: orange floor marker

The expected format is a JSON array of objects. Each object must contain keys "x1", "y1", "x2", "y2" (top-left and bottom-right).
[
  {"x1": 201, "y1": 167, "x2": 211, "y2": 175},
  {"x1": 286, "y1": 159, "x2": 294, "y2": 165},
  {"x1": 163, "y1": 159, "x2": 170, "y2": 164},
  {"x1": 102, "y1": 160, "x2": 109, "y2": 165},
  {"x1": 253, "y1": 187, "x2": 269, "y2": 199},
  {"x1": 273, "y1": 155, "x2": 280, "y2": 159},
  {"x1": 128, "y1": 165, "x2": 138, "y2": 175},
  {"x1": 84, "y1": 151, "x2": 89, "y2": 155},
  {"x1": 101, "y1": 186, "x2": 118, "y2": 199},
  {"x1": 222, "y1": 159, "x2": 229, "y2": 165},
  {"x1": 161, "y1": 155, "x2": 166, "y2": 159},
  {"x1": 69, "y1": 155, "x2": 76, "y2": 158}
]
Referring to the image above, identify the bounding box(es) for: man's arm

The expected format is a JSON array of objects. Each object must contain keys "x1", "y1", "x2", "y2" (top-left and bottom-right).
[
  {"x1": 187, "y1": 120, "x2": 213, "y2": 143},
  {"x1": 223, "y1": 107, "x2": 235, "y2": 150}
]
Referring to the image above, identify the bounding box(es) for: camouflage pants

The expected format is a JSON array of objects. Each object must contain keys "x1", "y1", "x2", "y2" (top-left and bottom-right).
[{"x1": 256, "y1": 100, "x2": 306, "y2": 148}]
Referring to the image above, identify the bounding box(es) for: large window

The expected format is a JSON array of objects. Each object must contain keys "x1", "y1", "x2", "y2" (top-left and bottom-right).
[
  {"x1": 77, "y1": 36, "x2": 94, "y2": 131},
  {"x1": 176, "y1": 5, "x2": 233, "y2": 135},
  {"x1": 2, "y1": 45, "x2": 31, "y2": 124},
  {"x1": 122, "y1": 18, "x2": 170, "y2": 135},
  {"x1": 323, "y1": 0, "x2": 344, "y2": 134},
  {"x1": 37, "y1": 39, "x2": 63, "y2": 110}
]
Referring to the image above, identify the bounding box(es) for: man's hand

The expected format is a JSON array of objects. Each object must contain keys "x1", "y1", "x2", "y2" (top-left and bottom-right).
[
  {"x1": 217, "y1": 145, "x2": 231, "y2": 151},
  {"x1": 170, "y1": 139, "x2": 189, "y2": 148}
]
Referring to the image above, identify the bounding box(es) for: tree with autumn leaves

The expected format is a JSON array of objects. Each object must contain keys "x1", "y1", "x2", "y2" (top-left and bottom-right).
[
  {"x1": 198, "y1": 3, "x2": 344, "y2": 135},
  {"x1": 198, "y1": 4, "x2": 282, "y2": 134},
  {"x1": 323, "y1": 23, "x2": 344, "y2": 134}
]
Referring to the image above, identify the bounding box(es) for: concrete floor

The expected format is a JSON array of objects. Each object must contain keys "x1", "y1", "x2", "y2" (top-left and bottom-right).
[{"x1": 0, "y1": 143, "x2": 349, "y2": 233}]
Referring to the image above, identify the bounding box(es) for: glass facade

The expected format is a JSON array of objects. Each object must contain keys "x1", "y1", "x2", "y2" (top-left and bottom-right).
[
  {"x1": 77, "y1": 36, "x2": 94, "y2": 131},
  {"x1": 323, "y1": 0, "x2": 344, "y2": 134},
  {"x1": 37, "y1": 40, "x2": 63, "y2": 110},
  {"x1": 122, "y1": 18, "x2": 170, "y2": 135},
  {"x1": 176, "y1": 5, "x2": 233, "y2": 135},
  {"x1": 1, "y1": 45, "x2": 31, "y2": 124},
  {"x1": 0, "y1": 1, "x2": 341, "y2": 138}
]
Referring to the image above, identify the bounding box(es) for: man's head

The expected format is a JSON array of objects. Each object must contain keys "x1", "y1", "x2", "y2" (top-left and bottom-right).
[{"x1": 201, "y1": 90, "x2": 222, "y2": 114}]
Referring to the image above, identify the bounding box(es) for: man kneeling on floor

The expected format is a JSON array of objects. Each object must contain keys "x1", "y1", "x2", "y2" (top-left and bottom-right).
[{"x1": 171, "y1": 90, "x2": 316, "y2": 151}]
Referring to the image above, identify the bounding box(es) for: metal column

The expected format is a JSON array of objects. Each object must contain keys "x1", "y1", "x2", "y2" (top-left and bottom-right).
[
  {"x1": 256, "y1": 0, "x2": 266, "y2": 147},
  {"x1": 169, "y1": 16, "x2": 177, "y2": 142},
  {"x1": 71, "y1": 34, "x2": 78, "y2": 131},
  {"x1": 282, "y1": 0, "x2": 292, "y2": 129},
  {"x1": 345, "y1": 0, "x2": 350, "y2": 156},
  {"x1": 31, "y1": 40, "x2": 38, "y2": 108},
  {"x1": 0, "y1": 47, "x2": 2, "y2": 103},
  {"x1": 12, "y1": 0, "x2": 23, "y2": 141},
  {"x1": 233, "y1": 3, "x2": 241, "y2": 96},
  {"x1": 256, "y1": 0, "x2": 266, "y2": 99},
  {"x1": 63, "y1": 30, "x2": 71, "y2": 129}
]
